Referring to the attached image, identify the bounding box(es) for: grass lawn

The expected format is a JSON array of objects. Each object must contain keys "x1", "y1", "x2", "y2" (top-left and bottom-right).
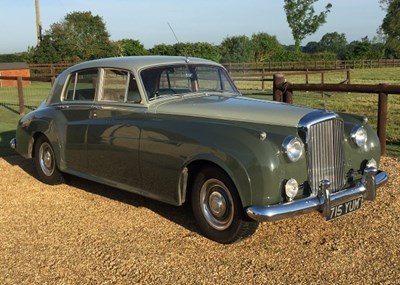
[
  {"x1": 0, "y1": 82, "x2": 51, "y2": 156},
  {"x1": 1, "y1": 68, "x2": 399, "y2": 157}
]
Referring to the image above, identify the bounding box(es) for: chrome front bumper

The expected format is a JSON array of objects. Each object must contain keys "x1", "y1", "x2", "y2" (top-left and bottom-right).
[{"x1": 246, "y1": 167, "x2": 389, "y2": 222}]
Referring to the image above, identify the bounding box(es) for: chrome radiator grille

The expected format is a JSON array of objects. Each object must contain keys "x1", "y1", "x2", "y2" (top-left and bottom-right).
[{"x1": 306, "y1": 119, "x2": 345, "y2": 194}]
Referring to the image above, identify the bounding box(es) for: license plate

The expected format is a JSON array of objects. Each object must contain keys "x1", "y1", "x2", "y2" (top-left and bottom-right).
[{"x1": 327, "y1": 196, "x2": 363, "y2": 220}]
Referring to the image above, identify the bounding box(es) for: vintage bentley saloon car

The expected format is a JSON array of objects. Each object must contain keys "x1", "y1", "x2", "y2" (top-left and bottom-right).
[{"x1": 11, "y1": 56, "x2": 388, "y2": 243}]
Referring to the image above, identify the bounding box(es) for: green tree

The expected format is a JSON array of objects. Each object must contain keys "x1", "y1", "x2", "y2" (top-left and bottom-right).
[
  {"x1": 149, "y1": 44, "x2": 175, "y2": 56},
  {"x1": 380, "y1": 0, "x2": 400, "y2": 58},
  {"x1": 318, "y1": 32, "x2": 347, "y2": 58},
  {"x1": 28, "y1": 34, "x2": 63, "y2": 63},
  {"x1": 0, "y1": 53, "x2": 28, "y2": 63},
  {"x1": 250, "y1": 32, "x2": 284, "y2": 62},
  {"x1": 115, "y1": 39, "x2": 147, "y2": 56},
  {"x1": 173, "y1": 42, "x2": 221, "y2": 62},
  {"x1": 149, "y1": 42, "x2": 221, "y2": 62},
  {"x1": 303, "y1": 41, "x2": 320, "y2": 53},
  {"x1": 379, "y1": 0, "x2": 393, "y2": 9},
  {"x1": 30, "y1": 11, "x2": 117, "y2": 63},
  {"x1": 343, "y1": 37, "x2": 384, "y2": 60},
  {"x1": 283, "y1": 0, "x2": 332, "y2": 51},
  {"x1": 220, "y1": 35, "x2": 252, "y2": 63}
]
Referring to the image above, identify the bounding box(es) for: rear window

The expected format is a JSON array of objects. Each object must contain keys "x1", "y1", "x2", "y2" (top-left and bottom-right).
[{"x1": 64, "y1": 69, "x2": 98, "y2": 101}]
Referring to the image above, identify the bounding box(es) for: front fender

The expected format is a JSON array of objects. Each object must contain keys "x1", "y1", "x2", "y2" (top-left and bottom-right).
[{"x1": 181, "y1": 122, "x2": 300, "y2": 208}]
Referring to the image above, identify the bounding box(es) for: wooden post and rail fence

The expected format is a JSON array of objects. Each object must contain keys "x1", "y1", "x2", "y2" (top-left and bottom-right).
[
  {"x1": 272, "y1": 74, "x2": 400, "y2": 156},
  {"x1": 0, "y1": 75, "x2": 51, "y2": 114},
  {"x1": 231, "y1": 68, "x2": 351, "y2": 93}
]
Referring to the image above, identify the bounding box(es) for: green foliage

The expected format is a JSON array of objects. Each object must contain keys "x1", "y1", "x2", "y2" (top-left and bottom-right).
[
  {"x1": 0, "y1": 53, "x2": 29, "y2": 63},
  {"x1": 29, "y1": 11, "x2": 117, "y2": 63},
  {"x1": 149, "y1": 44, "x2": 176, "y2": 56},
  {"x1": 278, "y1": 48, "x2": 305, "y2": 61},
  {"x1": 343, "y1": 37, "x2": 385, "y2": 60},
  {"x1": 219, "y1": 33, "x2": 286, "y2": 63},
  {"x1": 149, "y1": 42, "x2": 221, "y2": 62},
  {"x1": 173, "y1": 42, "x2": 221, "y2": 62},
  {"x1": 220, "y1": 35, "x2": 253, "y2": 63},
  {"x1": 302, "y1": 32, "x2": 385, "y2": 60},
  {"x1": 303, "y1": 51, "x2": 337, "y2": 61},
  {"x1": 115, "y1": 39, "x2": 148, "y2": 56},
  {"x1": 380, "y1": 0, "x2": 400, "y2": 58},
  {"x1": 303, "y1": 41, "x2": 320, "y2": 53},
  {"x1": 250, "y1": 33, "x2": 284, "y2": 62},
  {"x1": 284, "y1": 0, "x2": 332, "y2": 51},
  {"x1": 28, "y1": 34, "x2": 63, "y2": 63},
  {"x1": 318, "y1": 32, "x2": 347, "y2": 56}
]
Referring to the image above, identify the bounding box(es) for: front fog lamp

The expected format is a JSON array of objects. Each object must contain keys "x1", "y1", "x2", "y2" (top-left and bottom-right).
[
  {"x1": 285, "y1": 178, "x2": 299, "y2": 201},
  {"x1": 351, "y1": 125, "x2": 368, "y2": 147},
  {"x1": 283, "y1": 136, "x2": 304, "y2": 162}
]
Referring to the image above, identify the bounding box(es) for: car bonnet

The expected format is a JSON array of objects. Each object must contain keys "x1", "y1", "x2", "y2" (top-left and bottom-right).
[{"x1": 149, "y1": 94, "x2": 317, "y2": 127}]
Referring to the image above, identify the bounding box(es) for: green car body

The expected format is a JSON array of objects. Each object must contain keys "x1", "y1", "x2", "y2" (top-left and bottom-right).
[{"x1": 12, "y1": 56, "x2": 389, "y2": 243}]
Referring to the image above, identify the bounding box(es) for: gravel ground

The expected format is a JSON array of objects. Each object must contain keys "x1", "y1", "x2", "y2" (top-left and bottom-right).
[{"x1": 0, "y1": 155, "x2": 399, "y2": 285}]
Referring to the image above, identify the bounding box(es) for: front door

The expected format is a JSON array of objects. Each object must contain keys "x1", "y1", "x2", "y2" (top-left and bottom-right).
[{"x1": 86, "y1": 69, "x2": 143, "y2": 188}]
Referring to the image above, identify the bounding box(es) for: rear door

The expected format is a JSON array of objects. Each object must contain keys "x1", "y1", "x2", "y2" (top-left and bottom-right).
[{"x1": 60, "y1": 68, "x2": 99, "y2": 172}]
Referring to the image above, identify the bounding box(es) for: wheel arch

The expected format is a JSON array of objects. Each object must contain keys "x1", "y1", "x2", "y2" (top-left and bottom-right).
[
  {"x1": 31, "y1": 132, "x2": 46, "y2": 158},
  {"x1": 31, "y1": 130, "x2": 65, "y2": 171},
  {"x1": 182, "y1": 155, "x2": 252, "y2": 213}
]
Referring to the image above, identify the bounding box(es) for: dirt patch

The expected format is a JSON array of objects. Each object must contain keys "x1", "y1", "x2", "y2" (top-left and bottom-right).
[{"x1": 0, "y1": 156, "x2": 399, "y2": 284}]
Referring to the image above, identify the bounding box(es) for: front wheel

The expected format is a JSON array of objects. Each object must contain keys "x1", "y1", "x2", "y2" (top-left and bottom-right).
[
  {"x1": 34, "y1": 136, "x2": 65, "y2": 185},
  {"x1": 191, "y1": 167, "x2": 258, "y2": 244}
]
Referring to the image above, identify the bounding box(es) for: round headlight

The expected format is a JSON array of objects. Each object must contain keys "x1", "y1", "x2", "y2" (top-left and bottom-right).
[
  {"x1": 282, "y1": 136, "x2": 303, "y2": 162},
  {"x1": 285, "y1": 178, "x2": 299, "y2": 201},
  {"x1": 351, "y1": 125, "x2": 368, "y2": 147}
]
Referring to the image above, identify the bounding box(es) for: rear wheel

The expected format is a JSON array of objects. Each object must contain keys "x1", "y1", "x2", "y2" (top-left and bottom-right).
[
  {"x1": 191, "y1": 167, "x2": 258, "y2": 244},
  {"x1": 34, "y1": 136, "x2": 65, "y2": 185}
]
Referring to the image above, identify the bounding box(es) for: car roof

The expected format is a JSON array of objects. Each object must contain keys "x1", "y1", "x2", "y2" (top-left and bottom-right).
[{"x1": 64, "y1": 56, "x2": 222, "y2": 74}]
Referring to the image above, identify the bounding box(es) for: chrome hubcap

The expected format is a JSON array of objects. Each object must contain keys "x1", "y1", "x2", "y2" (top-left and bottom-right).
[
  {"x1": 39, "y1": 142, "x2": 55, "y2": 177},
  {"x1": 200, "y1": 178, "x2": 234, "y2": 230},
  {"x1": 209, "y1": 192, "x2": 227, "y2": 218}
]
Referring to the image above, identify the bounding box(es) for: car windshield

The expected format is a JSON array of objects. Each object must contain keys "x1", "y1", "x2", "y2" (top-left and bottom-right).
[{"x1": 140, "y1": 64, "x2": 239, "y2": 100}]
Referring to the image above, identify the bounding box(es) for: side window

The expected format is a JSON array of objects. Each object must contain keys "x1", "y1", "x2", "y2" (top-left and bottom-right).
[
  {"x1": 64, "y1": 69, "x2": 98, "y2": 101},
  {"x1": 101, "y1": 69, "x2": 141, "y2": 103},
  {"x1": 196, "y1": 66, "x2": 236, "y2": 93},
  {"x1": 195, "y1": 66, "x2": 218, "y2": 91},
  {"x1": 127, "y1": 75, "x2": 141, "y2": 103}
]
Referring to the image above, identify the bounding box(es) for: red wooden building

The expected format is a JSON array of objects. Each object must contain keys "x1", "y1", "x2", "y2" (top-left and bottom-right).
[{"x1": 0, "y1": 62, "x2": 31, "y2": 87}]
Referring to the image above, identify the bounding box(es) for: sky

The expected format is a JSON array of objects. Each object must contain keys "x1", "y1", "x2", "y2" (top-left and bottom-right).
[{"x1": 0, "y1": 0, "x2": 386, "y2": 54}]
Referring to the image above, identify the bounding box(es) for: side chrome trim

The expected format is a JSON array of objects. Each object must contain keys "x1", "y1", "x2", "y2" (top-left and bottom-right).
[{"x1": 246, "y1": 168, "x2": 389, "y2": 222}]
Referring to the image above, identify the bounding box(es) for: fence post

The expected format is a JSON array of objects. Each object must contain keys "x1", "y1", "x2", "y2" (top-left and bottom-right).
[
  {"x1": 17, "y1": 76, "x2": 25, "y2": 115},
  {"x1": 377, "y1": 88, "x2": 388, "y2": 156},
  {"x1": 321, "y1": 72, "x2": 325, "y2": 98},
  {"x1": 283, "y1": 87, "x2": 293, "y2": 104},
  {"x1": 346, "y1": 70, "x2": 351, "y2": 84},
  {"x1": 261, "y1": 68, "x2": 265, "y2": 91},
  {"x1": 305, "y1": 69, "x2": 309, "y2": 84},
  {"x1": 50, "y1": 64, "x2": 56, "y2": 85},
  {"x1": 273, "y1": 74, "x2": 285, "y2": 102}
]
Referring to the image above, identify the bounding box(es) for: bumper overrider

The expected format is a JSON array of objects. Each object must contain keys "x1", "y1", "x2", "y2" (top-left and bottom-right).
[{"x1": 246, "y1": 167, "x2": 389, "y2": 222}]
